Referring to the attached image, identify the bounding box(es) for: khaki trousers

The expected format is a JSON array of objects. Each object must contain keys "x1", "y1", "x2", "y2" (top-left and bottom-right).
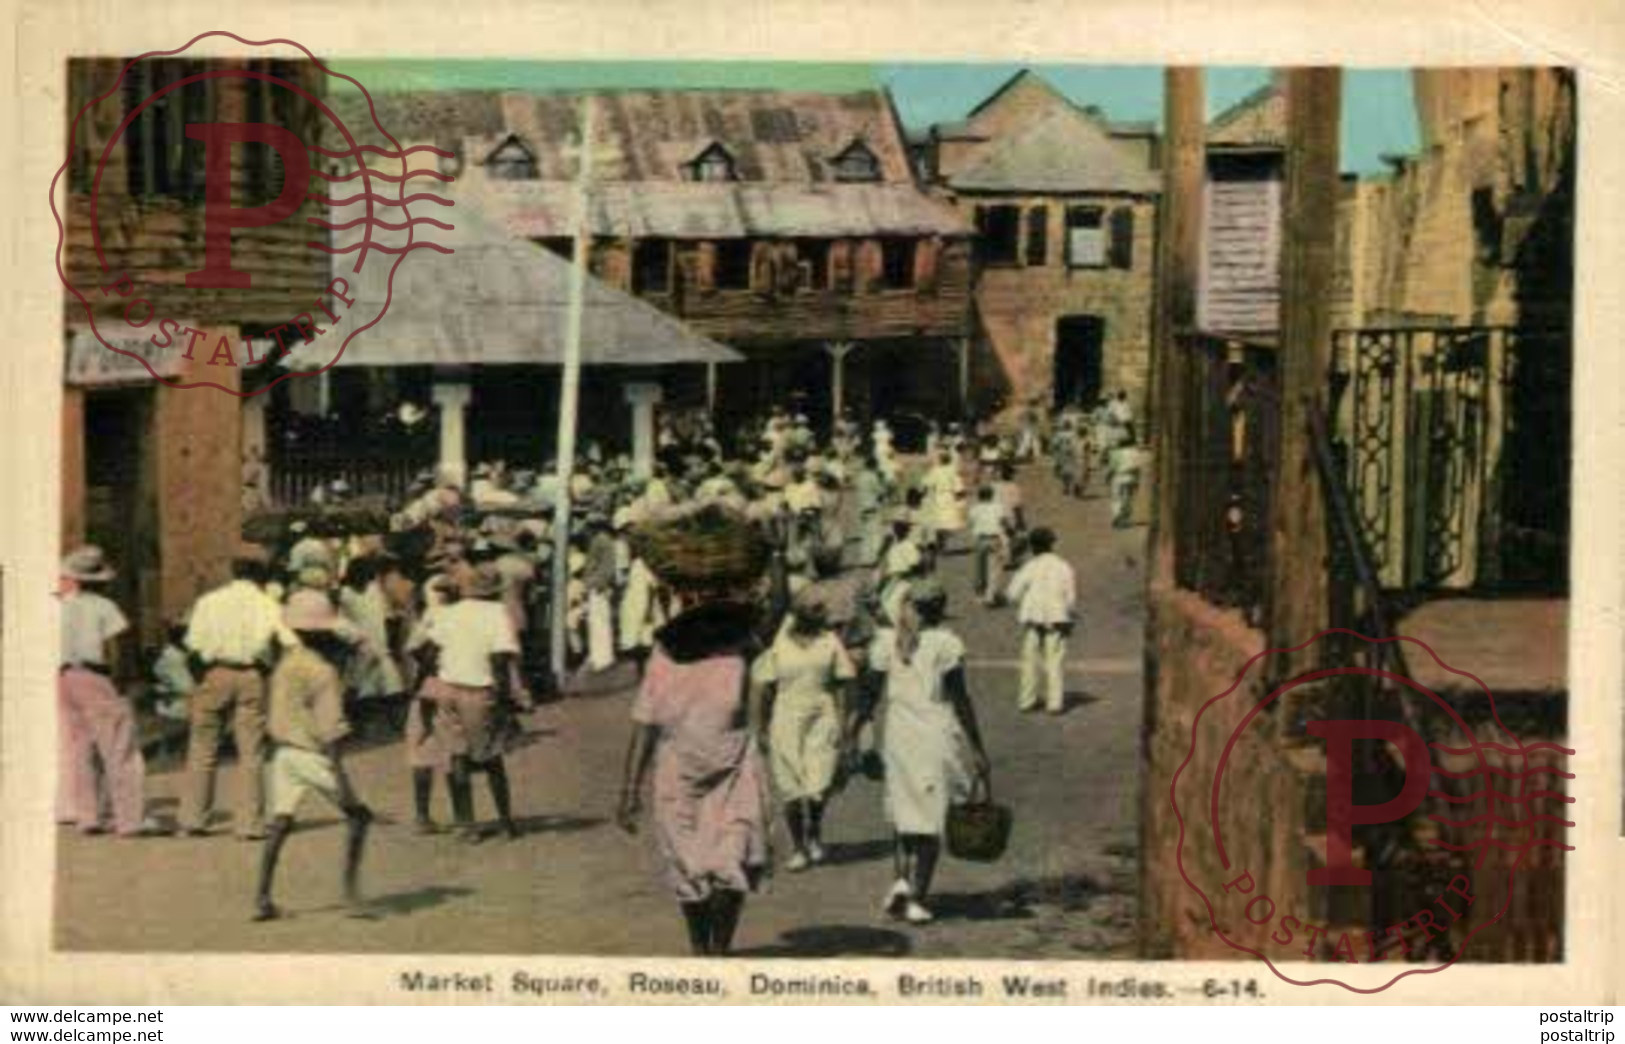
[
  {"x1": 1018, "y1": 626, "x2": 1067, "y2": 713},
  {"x1": 178, "y1": 666, "x2": 268, "y2": 836}
]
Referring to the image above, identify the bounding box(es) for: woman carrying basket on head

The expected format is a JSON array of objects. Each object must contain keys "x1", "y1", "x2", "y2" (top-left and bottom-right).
[
  {"x1": 865, "y1": 578, "x2": 992, "y2": 925},
  {"x1": 616, "y1": 504, "x2": 774, "y2": 956}
]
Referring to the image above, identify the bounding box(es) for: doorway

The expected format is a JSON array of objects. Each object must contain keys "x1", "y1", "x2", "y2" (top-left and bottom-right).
[{"x1": 1054, "y1": 315, "x2": 1105, "y2": 410}]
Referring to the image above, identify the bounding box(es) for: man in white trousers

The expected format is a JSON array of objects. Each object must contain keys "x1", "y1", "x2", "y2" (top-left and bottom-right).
[{"x1": 1004, "y1": 526, "x2": 1076, "y2": 715}]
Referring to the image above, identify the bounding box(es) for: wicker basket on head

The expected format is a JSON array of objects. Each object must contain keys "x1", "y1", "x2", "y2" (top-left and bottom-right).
[{"x1": 633, "y1": 502, "x2": 769, "y2": 595}]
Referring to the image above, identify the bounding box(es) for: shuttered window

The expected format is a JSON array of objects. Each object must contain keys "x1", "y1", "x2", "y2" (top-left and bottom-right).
[
  {"x1": 714, "y1": 240, "x2": 752, "y2": 290},
  {"x1": 1024, "y1": 206, "x2": 1050, "y2": 266},
  {"x1": 1109, "y1": 207, "x2": 1136, "y2": 269},
  {"x1": 1065, "y1": 206, "x2": 1107, "y2": 268},
  {"x1": 880, "y1": 239, "x2": 915, "y2": 289},
  {"x1": 975, "y1": 205, "x2": 1021, "y2": 266}
]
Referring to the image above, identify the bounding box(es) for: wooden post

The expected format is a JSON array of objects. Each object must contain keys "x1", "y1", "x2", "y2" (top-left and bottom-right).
[
  {"x1": 1149, "y1": 68, "x2": 1206, "y2": 587},
  {"x1": 705, "y1": 361, "x2": 718, "y2": 416},
  {"x1": 1268, "y1": 67, "x2": 1343, "y2": 665},
  {"x1": 825, "y1": 341, "x2": 854, "y2": 430}
]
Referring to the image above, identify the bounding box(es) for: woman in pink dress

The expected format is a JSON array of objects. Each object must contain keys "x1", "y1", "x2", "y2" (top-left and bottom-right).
[{"x1": 617, "y1": 505, "x2": 772, "y2": 956}]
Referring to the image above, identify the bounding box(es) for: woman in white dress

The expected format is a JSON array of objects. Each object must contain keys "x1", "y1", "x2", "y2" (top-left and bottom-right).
[
  {"x1": 867, "y1": 580, "x2": 991, "y2": 924},
  {"x1": 921, "y1": 451, "x2": 967, "y2": 554},
  {"x1": 753, "y1": 592, "x2": 856, "y2": 871}
]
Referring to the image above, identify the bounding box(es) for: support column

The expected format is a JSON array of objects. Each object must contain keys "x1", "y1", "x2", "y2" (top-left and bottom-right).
[
  {"x1": 1150, "y1": 67, "x2": 1207, "y2": 588},
  {"x1": 431, "y1": 381, "x2": 472, "y2": 488},
  {"x1": 623, "y1": 381, "x2": 663, "y2": 480},
  {"x1": 705, "y1": 362, "x2": 718, "y2": 416},
  {"x1": 957, "y1": 336, "x2": 971, "y2": 418},
  {"x1": 825, "y1": 341, "x2": 854, "y2": 430},
  {"x1": 1269, "y1": 67, "x2": 1343, "y2": 666}
]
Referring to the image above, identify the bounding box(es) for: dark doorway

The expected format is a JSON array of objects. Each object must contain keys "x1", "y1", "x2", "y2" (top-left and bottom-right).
[
  {"x1": 83, "y1": 388, "x2": 158, "y2": 650},
  {"x1": 1054, "y1": 315, "x2": 1105, "y2": 410}
]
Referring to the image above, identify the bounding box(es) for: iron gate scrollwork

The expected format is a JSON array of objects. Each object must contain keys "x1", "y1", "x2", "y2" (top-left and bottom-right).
[{"x1": 1328, "y1": 325, "x2": 1568, "y2": 594}]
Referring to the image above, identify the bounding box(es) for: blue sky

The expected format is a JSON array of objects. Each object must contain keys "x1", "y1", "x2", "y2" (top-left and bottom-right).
[{"x1": 339, "y1": 60, "x2": 1420, "y2": 175}]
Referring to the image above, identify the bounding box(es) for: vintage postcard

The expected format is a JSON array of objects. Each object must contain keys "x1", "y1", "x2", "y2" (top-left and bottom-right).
[{"x1": 2, "y1": 0, "x2": 1621, "y2": 1007}]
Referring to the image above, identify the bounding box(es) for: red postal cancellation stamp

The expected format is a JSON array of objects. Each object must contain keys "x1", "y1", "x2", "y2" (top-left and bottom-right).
[
  {"x1": 52, "y1": 30, "x2": 455, "y2": 396},
  {"x1": 1171, "y1": 628, "x2": 1574, "y2": 993}
]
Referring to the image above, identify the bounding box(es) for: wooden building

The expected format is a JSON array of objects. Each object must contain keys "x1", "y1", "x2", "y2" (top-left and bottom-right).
[
  {"x1": 325, "y1": 86, "x2": 975, "y2": 434},
  {"x1": 61, "y1": 57, "x2": 328, "y2": 646},
  {"x1": 923, "y1": 71, "x2": 1161, "y2": 417}
]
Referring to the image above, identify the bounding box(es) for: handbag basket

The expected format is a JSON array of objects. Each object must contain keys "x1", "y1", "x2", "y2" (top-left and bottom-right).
[{"x1": 946, "y1": 777, "x2": 1012, "y2": 863}]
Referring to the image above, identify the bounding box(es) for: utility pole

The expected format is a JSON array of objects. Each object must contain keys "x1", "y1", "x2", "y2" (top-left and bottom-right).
[
  {"x1": 1268, "y1": 67, "x2": 1342, "y2": 672},
  {"x1": 549, "y1": 95, "x2": 598, "y2": 684}
]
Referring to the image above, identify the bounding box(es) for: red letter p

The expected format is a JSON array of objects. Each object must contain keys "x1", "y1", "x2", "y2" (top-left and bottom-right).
[
  {"x1": 1307, "y1": 719, "x2": 1431, "y2": 887},
  {"x1": 185, "y1": 123, "x2": 311, "y2": 289}
]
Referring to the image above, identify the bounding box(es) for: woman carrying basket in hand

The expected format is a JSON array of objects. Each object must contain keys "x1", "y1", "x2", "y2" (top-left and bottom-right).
[
  {"x1": 616, "y1": 504, "x2": 774, "y2": 956},
  {"x1": 865, "y1": 578, "x2": 992, "y2": 925}
]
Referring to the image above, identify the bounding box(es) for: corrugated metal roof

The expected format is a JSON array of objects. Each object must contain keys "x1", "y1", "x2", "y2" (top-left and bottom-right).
[
  {"x1": 946, "y1": 109, "x2": 1160, "y2": 195},
  {"x1": 332, "y1": 87, "x2": 915, "y2": 185},
  {"x1": 290, "y1": 194, "x2": 741, "y2": 370},
  {"x1": 482, "y1": 181, "x2": 969, "y2": 238}
]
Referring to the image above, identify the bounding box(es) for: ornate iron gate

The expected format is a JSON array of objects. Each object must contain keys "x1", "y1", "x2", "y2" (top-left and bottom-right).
[{"x1": 1328, "y1": 326, "x2": 1568, "y2": 593}]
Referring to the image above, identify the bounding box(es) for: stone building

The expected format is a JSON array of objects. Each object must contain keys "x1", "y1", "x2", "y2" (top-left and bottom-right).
[
  {"x1": 61, "y1": 57, "x2": 328, "y2": 646},
  {"x1": 923, "y1": 71, "x2": 1161, "y2": 418},
  {"x1": 316, "y1": 86, "x2": 974, "y2": 442}
]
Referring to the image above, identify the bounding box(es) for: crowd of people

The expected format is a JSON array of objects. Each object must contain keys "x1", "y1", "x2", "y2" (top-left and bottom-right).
[{"x1": 55, "y1": 393, "x2": 1144, "y2": 945}]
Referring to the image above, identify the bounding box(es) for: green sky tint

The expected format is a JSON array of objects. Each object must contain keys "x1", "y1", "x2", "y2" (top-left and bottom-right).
[{"x1": 332, "y1": 59, "x2": 1420, "y2": 175}]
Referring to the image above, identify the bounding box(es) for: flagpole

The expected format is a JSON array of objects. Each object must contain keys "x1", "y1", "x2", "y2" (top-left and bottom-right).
[{"x1": 548, "y1": 94, "x2": 596, "y2": 685}]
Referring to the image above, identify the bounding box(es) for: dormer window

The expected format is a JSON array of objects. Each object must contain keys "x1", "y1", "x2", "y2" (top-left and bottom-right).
[
  {"x1": 485, "y1": 134, "x2": 537, "y2": 181},
  {"x1": 831, "y1": 139, "x2": 881, "y2": 183},
  {"x1": 686, "y1": 143, "x2": 737, "y2": 183}
]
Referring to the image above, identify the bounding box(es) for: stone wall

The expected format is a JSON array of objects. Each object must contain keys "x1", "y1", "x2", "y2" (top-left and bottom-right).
[
  {"x1": 954, "y1": 193, "x2": 1157, "y2": 419},
  {"x1": 1141, "y1": 587, "x2": 1311, "y2": 958}
]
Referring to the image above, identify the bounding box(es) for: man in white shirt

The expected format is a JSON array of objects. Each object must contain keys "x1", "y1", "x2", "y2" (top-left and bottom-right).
[
  {"x1": 1004, "y1": 527, "x2": 1077, "y2": 714},
  {"x1": 57, "y1": 546, "x2": 157, "y2": 836},
  {"x1": 427, "y1": 564, "x2": 522, "y2": 842},
  {"x1": 178, "y1": 556, "x2": 296, "y2": 839},
  {"x1": 967, "y1": 485, "x2": 1010, "y2": 606}
]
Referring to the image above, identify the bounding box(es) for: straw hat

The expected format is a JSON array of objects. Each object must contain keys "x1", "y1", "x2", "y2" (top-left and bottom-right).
[
  {"x1": 61, "y1": 545, "x2": 115, "y2": 582},
  {"x1": 283, "y1": 589, "x2": 344, "y2": 632}
]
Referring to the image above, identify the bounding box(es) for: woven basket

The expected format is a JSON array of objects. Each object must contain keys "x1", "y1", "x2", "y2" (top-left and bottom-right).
[
  {"x1": 946, "y1": 779, "x2": 1012, "y2": 863},
  {"x1": 633, "y1": 503, "x2": 769, "y2": 593}
]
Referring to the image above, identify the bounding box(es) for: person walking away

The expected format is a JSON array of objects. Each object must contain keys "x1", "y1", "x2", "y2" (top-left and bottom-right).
[
  {"x1": 427, "y1": 564, "x2": 524, "y2": 842},
  {"x1": 1107, "y1": 439, "x2": 1145, "y2": 530},
  {"x1": 867, "y1": 580, "x2": 991, "y2": 924},
  {"x1": 967, "y1": 486, "x2": 1010, "y2": 607},
  {"x1": 1005, "y1": 527, "x2": 1077, "y2": 715},
  {"x1": 402, "y1": 576, "x2": 454, "y2": 833},
  {"x1": 851, "y1": 454, "x2": 888, "y2": 568},
  {"x1": 583, "y1": 518, "x2": 619, "y2": 673},
  {"x1": 57, "y1": 546, "x2": 158, "y2": 837},
  {"x1": 753, "y1": 593, "x2": 856, "y2": 872},
  {"x1": 252, "y1": 589, "x2": 374, "y2": 921},
  {"x1": 921, "y1": 451, "x2": 966, "y2": 556},
  {"x1": 994, "y1": 464, "x2": 1028, "y2": 566},
  {"x1": 616, "y1": 504, "x2": 773, "y2": 956},
  {"x1": 178, "y1": 556, "x2": 293, "y2": 839}
]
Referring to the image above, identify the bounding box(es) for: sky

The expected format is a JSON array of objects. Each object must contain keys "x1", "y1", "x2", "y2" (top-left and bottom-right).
[{"x1": 336, "y1": 60, "x2": 1420, "y2": 175}]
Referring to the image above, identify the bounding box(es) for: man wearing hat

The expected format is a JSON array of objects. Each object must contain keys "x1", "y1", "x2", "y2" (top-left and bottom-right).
[
  {"x1": 178, "y1": 555, "x2": 295, "y2": 839},
  {"x1": 253, "y1": 589, "x2": 374, "y2": 921},
  {"x1": 420, "y1": 563, "x2": 523, "y2": 842},
  {"x1": 57, "y1": 546, "x2": 157, "y2": 837}
]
